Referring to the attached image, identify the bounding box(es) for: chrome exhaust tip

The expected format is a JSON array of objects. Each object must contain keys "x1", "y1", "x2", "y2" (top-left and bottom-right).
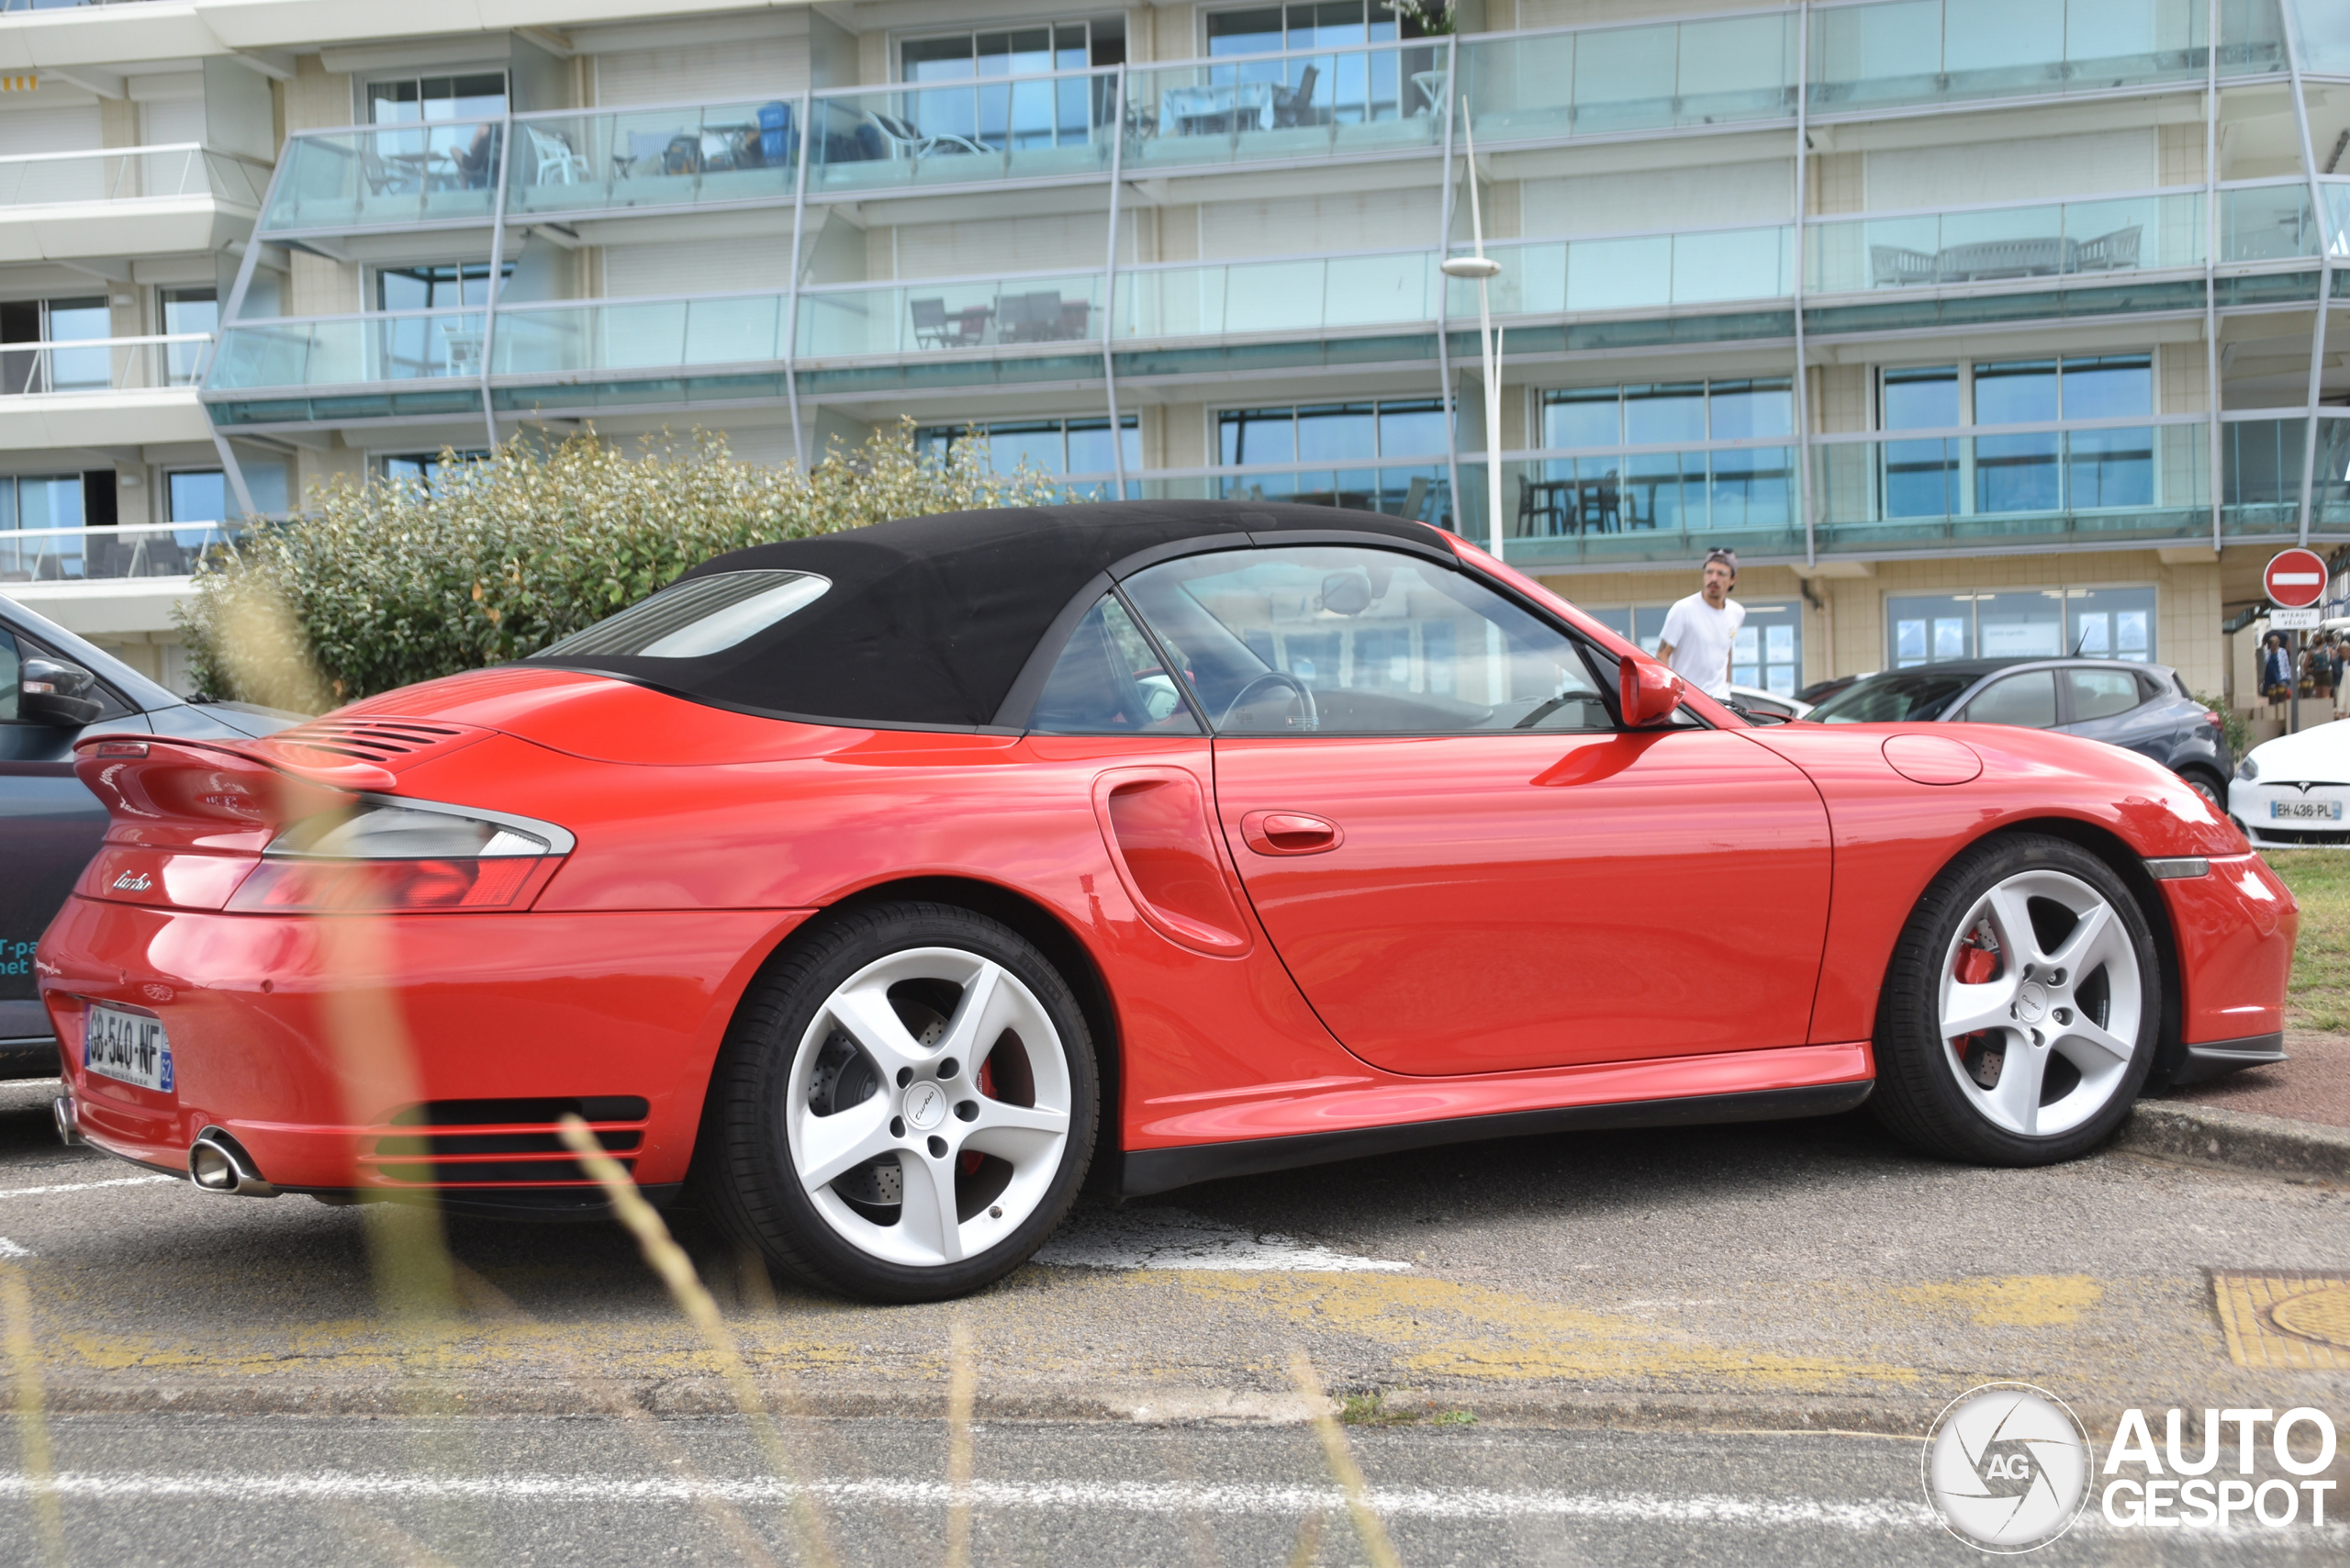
[
  {"x1": 51, "y1": 1095, "x2": 80, "y2": 1148},
  {"x1": 188, "y1": 1127, "x2": 277, "y2": 1198}
]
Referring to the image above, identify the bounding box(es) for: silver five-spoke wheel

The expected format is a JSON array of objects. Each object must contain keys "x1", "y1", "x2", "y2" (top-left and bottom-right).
[
  {"x1": 792, "y1": 947, "x2": 1072, "y2": 1268},
  {"x1": 1936, "y1": 868, "x2": 2142, "y2": 1139},
  {"x1": 701, "y1": 902, "x2": 1098, "y2": 1302},
  {"x1": 1873, "y1": 834, "x2": 2158, "y2": 1166}
]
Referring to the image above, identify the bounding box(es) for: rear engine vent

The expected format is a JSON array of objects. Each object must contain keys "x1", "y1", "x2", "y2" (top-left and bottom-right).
[
  {"x1": 364, "y1": 1095, "x2": 651, "y2": 1188},
  {"x1": 263, "y1": 718, "x2": 483, "y2": 771}
]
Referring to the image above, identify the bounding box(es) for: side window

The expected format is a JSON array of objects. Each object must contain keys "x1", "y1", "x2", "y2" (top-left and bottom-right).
[
  {"x1": 0, "y1": 629, "x2": 17, "y2": 722},
  {"x1": 2067, "y1": 667, "x2": 2143, "y2": 722},
  {"x1": 1027, "y1": 595, "x2": 1201, "y2": 734},
  {"x1": 1962, "y1": 670, "x2": 2058, "y2": 728},
  {"x1": 1120, "y1": 545, "x2": 1617, "y2": 734}
]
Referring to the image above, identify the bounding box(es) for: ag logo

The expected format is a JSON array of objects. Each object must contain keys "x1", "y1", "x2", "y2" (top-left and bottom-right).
[{"x1": 1922, "y1": 1383, "x2": 2091, "y2": 1552}]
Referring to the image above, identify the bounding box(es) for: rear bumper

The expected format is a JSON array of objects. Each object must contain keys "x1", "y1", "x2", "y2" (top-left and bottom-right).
[
  {"x1": 37, "y1": 896, "x2": 811, "y2": 1193},
  {"x1": 2159, "y1": 854, "x2": 2296, "y2": 1047}
]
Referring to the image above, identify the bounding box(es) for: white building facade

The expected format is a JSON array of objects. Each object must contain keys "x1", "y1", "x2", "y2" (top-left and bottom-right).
[{"x1": 5, "y1": 0, "x2": 2350, "y2": 706}]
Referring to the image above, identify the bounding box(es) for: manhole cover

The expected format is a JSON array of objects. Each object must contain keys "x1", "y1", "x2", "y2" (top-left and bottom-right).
[
  {"x1": 2211, "y1": 1271, "x2": 2350, "y2": 1368},
  {"x1": 2269, "y1": 1285, "x2": 2350, "y2": 1349}
]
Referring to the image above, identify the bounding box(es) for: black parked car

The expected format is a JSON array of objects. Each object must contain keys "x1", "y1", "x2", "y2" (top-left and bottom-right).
[
  {"x1": 1, "y1": 595, "x2": 297, "y2": 1080},
  {"x1": 1803, "y1": 656, "x2": 2232, "y2": 807}
]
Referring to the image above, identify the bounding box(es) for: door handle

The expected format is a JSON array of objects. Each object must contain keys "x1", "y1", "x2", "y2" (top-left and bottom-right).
[{"x1": 1239, "y1": 810, "x2": 1341, "y2": 856}]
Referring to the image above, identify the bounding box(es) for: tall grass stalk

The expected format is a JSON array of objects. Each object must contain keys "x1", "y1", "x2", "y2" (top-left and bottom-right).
[{"x1": 1288, "y1": 1350, "x2": 1400, "y2": 1568}]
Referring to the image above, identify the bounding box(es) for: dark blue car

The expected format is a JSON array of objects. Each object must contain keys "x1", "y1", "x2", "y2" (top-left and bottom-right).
[
  {"x1": 1, "y1": 594, "x2": 297, "y2": 1080},
  {"x1": 1803, "y1": 656, "x2": 2232, "y2": 809}
]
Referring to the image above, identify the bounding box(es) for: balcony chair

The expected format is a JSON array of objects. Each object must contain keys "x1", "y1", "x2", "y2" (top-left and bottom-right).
[
  {"x1": 910, "y1": 298, "x2": 988, "y2": 349},
  {"x1": 1515, "y1": 474, "x2": 1564, "y2": 536},
  {"x1": 1869, "y1": 246, "x2": 1939, "y2": 288},
  {"x1": 1271, "y1": 64, "x2": 1323, "y2": 129},
  {"x1": 2072, "y1": 225, "x2": 2142, "y2": 273},
  {"x1": 1577, "y1": 472, "x2": 1622, "y2": 533},
  {"x1": 1935, "y1": 235, "x2": 2067, "y2": 282},
  {"x1": 524, "y1": 125, "x2": 589, "y2": 186},
  {"x1": 867, "y1": 111, "x2": 991, "y2": 161},
  {"x1": 1058, "y1": 298, "x2": 1091, "y2": 339}
]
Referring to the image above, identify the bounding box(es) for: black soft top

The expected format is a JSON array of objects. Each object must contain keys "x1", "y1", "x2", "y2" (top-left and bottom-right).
[{"x1": 524, "y1": 498, "x2": 1447, "y2": 729}]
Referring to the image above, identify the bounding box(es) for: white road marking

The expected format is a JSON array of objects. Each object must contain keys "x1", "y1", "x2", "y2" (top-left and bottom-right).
[
  {"x1": 0, "y1": 1238, "x2": 29, "y2": 1259},
  {"x1": 0, "y1": 1472, "x2": 1928, "y2": 1529},
  {"x1": 1035, "y1": 1207, "x2": 1410, "y2": 1272},
  {"x1": 0, "y1": 1174, "x2": 177, "y2": 1201}
]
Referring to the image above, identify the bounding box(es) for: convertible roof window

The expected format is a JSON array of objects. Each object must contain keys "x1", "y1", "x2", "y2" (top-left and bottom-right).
[
  {"x1": 543, "y1": 571, "x2": 832, "y2": 658},
  {"x1": 1028, "y1": 595, "x2": 1200, "y2": 734}
]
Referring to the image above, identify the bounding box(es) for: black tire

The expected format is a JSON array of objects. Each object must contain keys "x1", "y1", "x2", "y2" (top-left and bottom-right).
[
  {"x1": 2179, "y1": 767, "x2": 2226, "y2": 812},
  {"x1": 697, "y1": 901, "x2": 1099, "y2": 1303},
  {"x1": 1870, "y1": 834, "x2": 2160, "y2": 1166}
]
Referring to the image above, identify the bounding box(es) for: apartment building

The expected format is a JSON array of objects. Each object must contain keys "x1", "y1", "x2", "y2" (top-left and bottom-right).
[{"x1": 3, "y1": 0, "x2": 2347, "y2": 708}]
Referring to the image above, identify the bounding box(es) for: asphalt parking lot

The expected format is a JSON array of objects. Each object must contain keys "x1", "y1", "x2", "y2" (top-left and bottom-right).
[{"x1": 5, "y1": 1069, "x2": 2349, "y2": 1563}]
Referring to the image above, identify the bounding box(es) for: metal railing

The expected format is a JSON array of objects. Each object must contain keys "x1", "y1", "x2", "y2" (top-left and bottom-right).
[
  {"x1": 0, "y1": 143, "x2": 271, "y2": 207},
  {"x1": 0, "y1": 521, "x2": 247, "y2": 583},
  {"x1": 1, "y1": 334, "x2": 215, "y2": 394}
]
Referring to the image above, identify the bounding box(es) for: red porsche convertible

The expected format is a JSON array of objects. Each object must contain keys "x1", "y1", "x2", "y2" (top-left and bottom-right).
[{"x1": 38, "y1": 502, "x2": 2291, "y2": 1300}]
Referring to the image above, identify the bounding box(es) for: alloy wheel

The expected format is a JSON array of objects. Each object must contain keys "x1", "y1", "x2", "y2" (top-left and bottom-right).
[
  {"x1": 1935, "y1": 868, "x2": 2143, "y2": 1138},
  {"x1": 787, "y1": 946, "x2": 1072, "y2": 1268}
]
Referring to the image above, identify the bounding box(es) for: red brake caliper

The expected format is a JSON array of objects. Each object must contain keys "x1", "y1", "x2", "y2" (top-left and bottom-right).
[{"x1": 1952, "y1": 924, "x2": 1998, "y2": 1055}]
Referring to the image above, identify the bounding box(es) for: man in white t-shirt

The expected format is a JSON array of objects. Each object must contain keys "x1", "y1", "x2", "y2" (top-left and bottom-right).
[{"x1": 1654, "y1": 549, "x2": 1744, "y2": 701}]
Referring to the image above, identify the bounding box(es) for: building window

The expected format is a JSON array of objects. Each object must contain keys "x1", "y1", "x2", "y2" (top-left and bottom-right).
[
  {"x1": 0, "y1": 296, "x2": 111, "y2": 395},
  {"x1": 167, "y1": 470, "x2": 226, "y2": 523},
  {"x1": 375, "y1": 451, "x2": 492, "y2": 489},
  {"x1": 1886, "y1": 588, "x2": 2157, "y2": 667},
  {"x1": 899, "y1": 19, "x2": 1124, "y2": 149},
  {"x1": 915, "y1": 418, "x2": 1137, "y2": 494},
  {"x1": 1878, "y1": 355, "x2": 2154, "y2": 520},
  {"x1": 375, "y1": 263, "x2": 511, "y2": 313},
  {"x1": 1537, "y1": 380, "x2": 1795, "y2": 535},
  {"x1": 1205, "y1": 3, "x2": 1400, "y2": 54},
  {"x1": 159, "y1": 286, "x2": 216, "y2": 386},
  {"x1": 367, "y1": 72, "x2": 508, "y2": 125},
  {"x1": 1585, "y1": 600, "x2": 1804, "y2": 697},
  {"x1": 1212, "y1": 399, "x2": 1449, "y2": 523},
  {"x1": 0, "y1": 475, "x2": 87, "y2": 583}
]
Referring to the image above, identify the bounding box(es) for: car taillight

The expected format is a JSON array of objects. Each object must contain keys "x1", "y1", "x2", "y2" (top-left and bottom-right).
[{"x1": 225, "y1": 798, "x2": 573, "y2": 914}]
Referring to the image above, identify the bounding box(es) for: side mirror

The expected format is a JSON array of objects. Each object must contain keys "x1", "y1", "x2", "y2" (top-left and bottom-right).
[
  {"x1": 21, "y1": 657, "x2": 104, "y2": 728},
  {"x1": 1617, "y1": 651, "x2": 1685, "y2": 728}
]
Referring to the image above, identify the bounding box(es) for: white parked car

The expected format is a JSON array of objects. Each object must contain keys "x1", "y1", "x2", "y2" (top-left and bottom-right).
[{"x1": 2229, "y1": 720, "x2": 2350, "y2": 848}]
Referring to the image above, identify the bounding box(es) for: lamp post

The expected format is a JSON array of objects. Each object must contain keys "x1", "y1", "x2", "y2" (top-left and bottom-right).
[{"x1": 1439, "y1": 97, "x2": 1504, "y2": 559}]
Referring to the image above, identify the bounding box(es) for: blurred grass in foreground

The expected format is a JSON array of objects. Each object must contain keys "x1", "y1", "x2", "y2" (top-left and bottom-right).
[{"x1": 2264, "y1": 850, "x2": 2350, "y2": 1031}]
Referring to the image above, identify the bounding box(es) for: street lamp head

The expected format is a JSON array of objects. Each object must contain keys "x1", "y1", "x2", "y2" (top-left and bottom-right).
[{"x1": 1440, "y1": 256, "x2": 1503, "y2": 279}]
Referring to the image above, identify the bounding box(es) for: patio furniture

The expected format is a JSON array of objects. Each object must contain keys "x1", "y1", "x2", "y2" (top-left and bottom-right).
[
  {"x1": 1516, "y1": 475, "x2": 1568, "y2": 535},
  {"x1": 1058, "y1": 298, "x2": 1091, "y2": 339},
  {"x1": 756, "y1": 101, "x2": 794, "y2": 166},
  {"x1": 1870, "y1": 245, "x2": 1941, "y2": 288},
  {"x1": 1869, "y1": 226, "x2": 2143, "y2": 288},
  {"x1": 1159, "y1": 82, "x2": 1277, "y2": 135},
  {"x1": 867, "y1": 111, "x2": 991, "y2": 160},
  {"x1": 911, "y1": 297, "x2": 989, "y2": 349},
  {"x1": 2072, "y1": 225, "x2": 2141, "y2": 272},
  {"x1": 998, "y1": 291, "x2": 1071, "y2": 343},
  {"x1": 1936, "y1": 235, "x2": 2066, "y2": 281},
  {"x1": 1410, "y1": 70, "x2": 1450, "y2": 116},
  {"x1": 1271, "y1": 64, "x2": 1323, "y2": 129},
  {"x1": 524, "y1": 125, "x2": 588, "y2": 185},
  {"x1": 1576, "y1": 473, "x2": 1622, "y2": 533},
  {"x1": 440, "y1": 321, "x2": 485, "y2": 375}
]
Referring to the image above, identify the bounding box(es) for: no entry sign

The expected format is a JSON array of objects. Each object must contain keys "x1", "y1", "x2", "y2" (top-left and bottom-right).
[{"x1": 2265, "y1": 548, "x2": 2328, "y2": 610}]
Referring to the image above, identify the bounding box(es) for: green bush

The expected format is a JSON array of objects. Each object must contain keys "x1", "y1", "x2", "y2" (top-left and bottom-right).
[
  {"x1": 2190, "y1": 691, "x2": 2251, "y2": 762},
  {"x1": 178, "y1": 421, "x2": 1059, "y2": 709}
]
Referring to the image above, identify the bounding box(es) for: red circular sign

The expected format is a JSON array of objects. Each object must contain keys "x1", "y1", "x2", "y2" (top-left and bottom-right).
[{"x1": 2266, "y1": 548, "x2": 2329, "y2": 610}]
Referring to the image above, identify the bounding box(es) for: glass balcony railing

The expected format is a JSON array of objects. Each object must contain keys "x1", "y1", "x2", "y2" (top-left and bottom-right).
[
  {"x1": 510, "y1": 100, "x2": 800, "y2": 218},
  {"x1": 1808, "y1": 420, "x2": 2210, "y2": 547},
  {"x1": 2223, "y1": 182, "x2": 2324, "y2": 262},
  {"x1": 1126, "y1": 462, "x2": 1452, "y2": 525},
  {"x1": 1116, "y1": 252, "x2": 1438, "y2": 339},
  {"x1": 1807, "y1": 0, "x2": 2283, "y2": 117},
  {"x1": 1450, "y1": 450, "x2": 1806, "y2": 566},
  {"x1": 1449, "y1": 227, "x2": 1796, "y2": 317},
  {"x1": 0, "y1": 144, "x2": 271, "y2": 208},
  {"x1": 0, "y1": 333, "x2": 214, "y2": 394},
  {"x1": 259, "y1": 121, "x2": 502, "y2": 234},
  {"x1": 210, "y1": 312, "x2": 487, "y2": 390},
  {"x1": 495, "y1": 294, "x2": 789, "y2": 376},
  {"x1": 799, "y1": 273, "x2": 1105, "y2": 358},
  {"x1": 1457, "y1": 11, "x2": 1797, "y2": 145},
  {"x1": 1807, "y1": 192, "x2": 2203, "y2": 294},
  {"x1": 0, "y1": 522, "x2": 248, "y2": 586},
  {"x1": 810, "y1": 73, "x2": 1115, "y2": 194},
  {"x1": 2220, "y1": 414, "x2": 2312, "y2": 532},
  {"x1": 1124, "y1": 39, "x2": 1451, "y2": 171}
]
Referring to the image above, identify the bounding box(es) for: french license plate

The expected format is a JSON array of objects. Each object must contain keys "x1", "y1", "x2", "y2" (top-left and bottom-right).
[
  {"x1": 2272, "y1": 800, "x2": 2344, "y2": 821},
  {"x1": 84, "y1": 1004, "x2": 173, "y2": 1093}
]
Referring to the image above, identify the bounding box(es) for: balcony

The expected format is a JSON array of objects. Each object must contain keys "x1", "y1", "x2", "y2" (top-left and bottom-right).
[
  {"x1": 260, "y1": 121, "x2": 502, "y2": 237},
  {"x1": 1123, "y1": 39, "x2": 1450, "y2": 173},
  {"x1": 1806, "y1": 0, "x2": 2285, "y2": 118},
  {"x1": 1449, "y1": 227, "x2": 1796, "y2": 318},
  {"x1": 1117, "y1": 252, "x2": 1438, "y2": 339},
  {"x1": 511, "y1": 100, "x2": 800, "y2": 219},
  {"x1": 0, "y1": 333, "x2": 216, "y2": 447},
  {"x1": 1458, "y1": 10, "x2": 1797, "y2": 146},
  {"x1": 808, "y1": 73, "x2": 1113, "y2": 196},
  {"x1": 0, "y1": 521, "x2": 246, "y2": 587},
  {"x1": 0, "y1": 144, "x2": 271, "y2": 261}
]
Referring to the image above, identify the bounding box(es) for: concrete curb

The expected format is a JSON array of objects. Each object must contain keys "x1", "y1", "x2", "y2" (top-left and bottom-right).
[{"x1": 2118, "y1": 1100, "x2": 2350, "y2": 1183}]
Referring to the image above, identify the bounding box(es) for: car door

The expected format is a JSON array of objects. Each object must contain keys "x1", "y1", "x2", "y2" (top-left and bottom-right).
[
  {"x1": 2056, "y1": 666, "x2": 2168, "y2": 765},
  {"x1": 1117, "y1": 543, "x2": 1834, "y2": 1078},
  {"x1": 0, "y1": 622, "x2": 148, "y2": 1062}
]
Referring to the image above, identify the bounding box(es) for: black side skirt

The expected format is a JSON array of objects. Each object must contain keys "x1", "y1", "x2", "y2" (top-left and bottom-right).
[
  {"x1": 2170, "y1": 1032, "x2": 2288, "y2": 1086},
  {"x1": 1118, "y1": 1080, "x2": 1875, "y2": 1197}
]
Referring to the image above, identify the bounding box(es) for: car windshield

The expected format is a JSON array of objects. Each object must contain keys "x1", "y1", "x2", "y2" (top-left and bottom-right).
[{"x1": 1807, "y1": 669, "x2": 1979, "y2": 723}]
